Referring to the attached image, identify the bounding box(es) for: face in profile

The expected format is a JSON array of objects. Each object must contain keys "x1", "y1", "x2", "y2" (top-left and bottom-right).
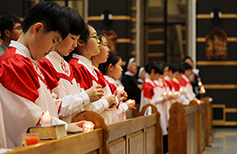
[
  {"x1": 92, "y1": 36, "x2": 109, "y2": 64},
  {"x1": 110, "y1": 58, "x2": 123, "y2": 80},
  {"x1": 9, "y1": 22, "x2": 22, "y2": 41},
  {"x1": 128, "y1": 61, "x2": 137, "y2": 74},
  {"x1": 28, "y1": 23, "x2": 62, "y2": 60},
  {"x1": 55, "y1": 33, "x2": 79, "y2": 56}
]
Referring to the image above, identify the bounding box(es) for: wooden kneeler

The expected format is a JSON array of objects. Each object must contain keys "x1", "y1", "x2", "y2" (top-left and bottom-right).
[{"x1": 71, "y1": 111, "x2": 110, "y2": 154}]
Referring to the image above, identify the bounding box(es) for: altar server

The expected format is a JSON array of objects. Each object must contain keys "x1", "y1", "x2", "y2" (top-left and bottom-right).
[
  {"x1": 38, "y1": 7, "x2": 104, "y2": 123},
  {"x1": 0, "y1": 2, "x2": 84, "y2": 147}
]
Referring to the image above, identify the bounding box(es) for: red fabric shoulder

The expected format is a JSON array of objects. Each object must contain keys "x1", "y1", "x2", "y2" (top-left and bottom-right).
[
  {"x1": 105, "y1": 80, "x2": 117, "y2": 94},
  {"x1": 142, "y1": 81, "x2": 154, "y2": 99},
  {"x1": 171, "y1": 80, "x2": 180, "y2": 91},
  {"x1": 94, "y1": 69, "x2": 107, "y2": 88},
  {"x1": 38, "y1": 58, "x2": 59, "y2": 90},
  {"x1": 0, "y1": 48, "x2": 40, "y2": 102},
  {"x1": 69, "y1": 59, "x2": 93, "y2": 90},
  {"x1": 178, "y1": 77, "x2": 186, "y2": 87},
  {"x1": 163, "y1": 79, "x2": 172, "y2": 90}
]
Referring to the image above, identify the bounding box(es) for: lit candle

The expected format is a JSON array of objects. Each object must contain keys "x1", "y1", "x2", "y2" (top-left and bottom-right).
[
  {"x1": 198, "y1": 82, "x2": 202, "y2": 87},
  {"x1": 127, "y1": 99, "x2": 135, "y2": 106},
  {"x1": 163, "y1": 92, "x2": 167, "y2": 96},
  {"x1": 83, "y1": 121, "x2": 94, "y2": 132},
  {"x1": 197, "y1": 100, "x2": 201, "y2": 105},
  {"x1": 41, "y1": 111, "x2": 52, "y2": 127},
  {"x1": 180, "y1": 88, "x2": 183, "y2": 92},
  {"x1": 168, "y1": 91, "x2": 173, "y2": 96},
  {"x1": 117, "y1": 86, "x2": 124, "y2": 93},
  {"x1": 174, "y1": 92, "x2": 178, "y2": 95}
]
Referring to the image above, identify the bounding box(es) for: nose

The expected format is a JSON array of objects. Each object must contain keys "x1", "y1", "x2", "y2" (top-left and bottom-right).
[
  {"x1": 97, "y1": 39, "x2": 100, "y2": 44},
  {"x1": 74, "y1": 39, "x2": 78, "y2": 48}
]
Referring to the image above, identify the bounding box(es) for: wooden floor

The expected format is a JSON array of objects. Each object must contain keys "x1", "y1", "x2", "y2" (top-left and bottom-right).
[{"x1": 203, "y1": 128, "x2": 237, "y2": 154}]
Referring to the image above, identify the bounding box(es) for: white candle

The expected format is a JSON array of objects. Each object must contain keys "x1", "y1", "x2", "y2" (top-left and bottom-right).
[
  {"x1": 83, "y1": 121, "x2": 94, "y2": 132},
  {"x1": 41, "y1": 111, "x2": 52, "y2": 127},
  {"x1": 180, "y1": 88, "x2": 183, "y2": 92},
  {"x1": 117, "y1": 86, "x2": 124, "y2": 93}
]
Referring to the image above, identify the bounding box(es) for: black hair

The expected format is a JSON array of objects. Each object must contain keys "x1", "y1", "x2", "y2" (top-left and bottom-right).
[
  {"x1": 22, "y1": 1, "x2": 69, "y2": 39},
  {"x1": 182, "y1": 56, "x2": 193, "y2": 63},
  {"x1": 179, "y1": 64, "x2": 185, "y2": 74},
  {"x1": 0, "y1": 13, "x2": 21, "y2": 39},
  {"x1": 183, "y1": 63, "x2": 192, "y2": 70},
  {"x1": 64, "y1": 24, "x2": 95, "y2": 62},
  {"x1": 158, "y1": 61, "x2": 169, "y2": 70},
  {"x1": 79, "y1": 23, "x2": 93, "y2": 44},
  {"x1": 168, "y1": 63, "x2": 179, "y2": 73},
  {"x1": 63, "y1": 7, "x2": 85, "y2": 36},
  {"x1": 145, "y1": 61, "x2": 163, "y2": 75},
  {"x1": 99, "y1": 51, "x2": 121, "y2": 74}
]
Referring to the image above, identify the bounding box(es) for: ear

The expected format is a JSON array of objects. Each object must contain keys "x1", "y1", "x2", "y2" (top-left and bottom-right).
[
  {"x1": 4, "y1": 29, "x2": 11, "y2": 37},
  {"x1": 108, "y1": 63, "x2": 114, "y2": 71},
  {"x1": 77, "y1": 39, "x2": 85, "y2": 47},
  {"x1": 32, "y1": 22, "x2": 44, "y2": 36},
  {"x1": 151, "y1": 69, "x2": 155, "y2": 74}
]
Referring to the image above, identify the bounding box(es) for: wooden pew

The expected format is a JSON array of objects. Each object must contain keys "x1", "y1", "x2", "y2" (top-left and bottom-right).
[
  {"x1": 168, "y1": 99, "x2": 212, "y2": 154},
  {"x1": 6, "y1": 108, "x2": 163, "y2": 154},
  {"x1": 201, "y1": 97, "x2": 213, "y2": 146},
  {"x1": 107, "y1": 104, "x2": 163, "y2": 154},
  {"x1": 6, "y1": 111, "x2": 109, "y2": 154}
]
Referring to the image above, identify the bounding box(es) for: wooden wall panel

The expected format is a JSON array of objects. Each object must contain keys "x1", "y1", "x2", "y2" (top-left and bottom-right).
[{"x1": 196, "y1": 0, "x2": 237, "y2": 126}]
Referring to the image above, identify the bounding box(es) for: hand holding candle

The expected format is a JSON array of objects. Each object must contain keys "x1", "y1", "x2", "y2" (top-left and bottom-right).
[
  {"x1": 83, "y1": 121, "x2": 94, "y2": 132},
  {"x1": 125, "y1": 99, "x2": 136, "y2": 109}
]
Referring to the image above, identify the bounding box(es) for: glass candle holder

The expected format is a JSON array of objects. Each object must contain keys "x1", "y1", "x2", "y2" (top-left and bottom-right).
[
  {"x1": 41, "y1": 111, "x2": 52, "y2": 127},
  {"x1": 22, "y1": 133, "x2": 40, "y2": 146}
]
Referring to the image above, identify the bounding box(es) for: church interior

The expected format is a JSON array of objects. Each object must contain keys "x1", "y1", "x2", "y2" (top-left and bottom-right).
[{"x1": 0, "y1": 0, "x2": 236, "y2": 154}]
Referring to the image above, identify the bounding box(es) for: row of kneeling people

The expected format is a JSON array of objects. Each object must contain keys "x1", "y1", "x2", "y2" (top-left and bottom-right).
[{"x1": 0, "y1": 1, "x2": 203, "y2": 150}]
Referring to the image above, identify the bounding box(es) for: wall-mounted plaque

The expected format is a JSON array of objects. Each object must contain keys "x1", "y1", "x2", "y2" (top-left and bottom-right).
[{"x1": 205, "y1": 27, "x2": 227, "y2": 60}]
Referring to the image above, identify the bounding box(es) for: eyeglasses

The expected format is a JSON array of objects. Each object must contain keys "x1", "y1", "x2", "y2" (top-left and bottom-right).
[
  {"x1": 87, "y1": 36, "x2": 100, "y2": 41},
  {"x1": 11, "y1": 26, "x2": 22, "y2": 30}
]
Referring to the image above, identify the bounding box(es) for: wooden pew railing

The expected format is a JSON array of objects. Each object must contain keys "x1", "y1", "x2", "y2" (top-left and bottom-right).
[
  {"x1": 5, "y1": 97, "x2": 212, "y2": 154},
  {"x1": 108, "y1": 104, "x2": 162, "y2": 154},
  {"x1": 169, "y1": 96, "x2": 213, "y2": 154},
  {"x1": 6, "y1": 106, "x2": 163, "y2": 154}
]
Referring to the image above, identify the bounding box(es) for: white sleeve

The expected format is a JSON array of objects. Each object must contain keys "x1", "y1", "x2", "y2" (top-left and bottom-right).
[
  {"x1": 91, "y1": 98, "x2": 109, "y2": 114},
  {"x1": 151, "y1": 96, "x2": 163, "y2": 104},
  {"x1": 117, "y1": 102, "x2": 129, "y2": 115},
  {"x1": 54, "y1": 91, "x2": 90, "y2": 118}
]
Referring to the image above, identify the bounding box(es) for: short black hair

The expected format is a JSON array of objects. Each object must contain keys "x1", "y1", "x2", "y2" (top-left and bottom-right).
[
  {"x1": 22, "y1": 1, "x2": 69, "y2": 39},
  {"x1": 182, "y1": 56, "x2": 193, "y2": 63},
  {"x1": 99, "y1": 51, "x2": 121, "y2": 74},
  {"x1": 183, "y1": 63, "x2": 192, "y2": 70},
  {"x1": 63, "y1": 7, "x2": 85, "y2": 36},
  {"x1": 145, "y1": 61, "x2": 163, "y2": 75},
  {"x1": 0, "y1": 13, "x2": 21, "y2": 39},
  {"x1": 168, "y1": 63, "x2": 179, "y2": 73}
]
